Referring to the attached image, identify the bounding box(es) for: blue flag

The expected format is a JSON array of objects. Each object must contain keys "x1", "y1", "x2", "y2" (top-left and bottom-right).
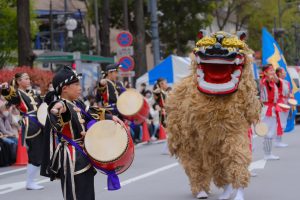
[{"x1": 262, "y1": 27, "x2": 299, "y2": 132}]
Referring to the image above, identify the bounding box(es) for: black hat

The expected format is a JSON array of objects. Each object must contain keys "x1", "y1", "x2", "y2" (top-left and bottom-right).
[
  {"x1": 103, "y1": 63, "x2": 121, "y2": 73},
  {"x1": 52, "y1": 66, "x2": 82, "y2": 95}
]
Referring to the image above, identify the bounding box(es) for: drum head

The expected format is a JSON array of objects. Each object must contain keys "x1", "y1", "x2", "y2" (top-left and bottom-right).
[
  {"x1": 85, "y1": 120, "x2": 128, "y2": 162},
  {"x1": 278, "y1": 103, "x2": 290, "y2": 110},
  {"x1": 117, "y1": 89, "x2": 144, "y2": 116},
  {"x1": 37, "y1": 102, "x2": 48, "y2": 126},
  {"x1": 288, "y1": 99, "x2": 297, "y2": 106},
  {"x1": 255, "y1": 122, "x2": 268, "y2": 137}
]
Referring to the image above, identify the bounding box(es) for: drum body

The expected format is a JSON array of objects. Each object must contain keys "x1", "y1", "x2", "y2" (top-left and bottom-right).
[
  {"x1": 84, "y1": 120, "x2": 134, "y2": 175},
  {"x1": 37, "y1": 102, "x2": 48, "y2": 126},
  {"x1": 117, "y1": 89, "x2": 149, "y2": 124}
]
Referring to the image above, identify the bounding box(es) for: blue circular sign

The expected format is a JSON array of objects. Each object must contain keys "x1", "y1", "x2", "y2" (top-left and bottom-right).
[
  {"x1": 117, "y1": 31, "x2": 133, "y2": 47},
  {"x1": 119, "y1": 56, "x2": 135, "y2": 72}
]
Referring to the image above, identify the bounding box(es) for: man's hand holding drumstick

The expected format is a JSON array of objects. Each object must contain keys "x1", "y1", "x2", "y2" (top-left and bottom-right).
[{"x1": 51, "y1": 101, "x2": 67, "y2": 115}]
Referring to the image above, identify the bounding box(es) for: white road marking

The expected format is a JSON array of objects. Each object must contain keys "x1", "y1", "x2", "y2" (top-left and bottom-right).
[
  {"x1": 0, "y1": 159, "x2": 266, "y2": 195},
  {"x1": 0, "y1": 179, "x2": 49, "y2": 195},
  {"x1": 104, "y1": 162, "x2": 179, "y2": 190},
  {"x1": 0, "y1": 168, "x2": 26, "y2": 176},
  {"x1": 248, "y1": 159, "x2": 267, "y2": 171}
]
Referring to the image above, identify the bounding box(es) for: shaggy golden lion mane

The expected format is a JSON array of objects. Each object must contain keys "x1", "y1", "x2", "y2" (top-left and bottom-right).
[{"x1": 166, "y1": 52, "x2": 261, "y2": 195}]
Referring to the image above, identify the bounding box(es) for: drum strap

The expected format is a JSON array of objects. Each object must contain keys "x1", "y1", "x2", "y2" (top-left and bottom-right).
[
  {"x1": 20, "y1": 112, "x2": 42, "y2": 127},
  {"x1": 53, "y1": 130, "x2": 121, "y2": 191}
]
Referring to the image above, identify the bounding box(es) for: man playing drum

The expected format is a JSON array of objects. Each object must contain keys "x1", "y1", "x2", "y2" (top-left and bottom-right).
[
  {"x1": 41, "y1": 66, "x2": 123, "y2": 200},
  {"x1": 260, "y1": 64, "x2": 281, "y2": 160},
  {"x1": 97, "y1": 63, "x2": 126, "y2": 116}
]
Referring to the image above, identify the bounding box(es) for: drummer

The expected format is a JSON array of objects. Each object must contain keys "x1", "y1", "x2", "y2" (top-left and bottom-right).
[
  {"x1": 97, "y1": 63, "x2": 126, "y2": 116},
  {"x1": 260, "y1": 64, "x2": 280, "y2": 160},
  {"x1": 41, "y1": 66, "x2": 123, "y2": 200},
  {"x1": 275, "y1": 67, "x2": 292, "y2": 148},
  {"x1": 153, "y1": 78, "x2": 168, "y2": 127},
  {"x1": 1, "y1": 73, "x2": 44, "y2": 190}
]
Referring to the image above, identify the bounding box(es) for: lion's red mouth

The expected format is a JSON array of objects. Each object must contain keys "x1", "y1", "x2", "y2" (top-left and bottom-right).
[{"x1": 195, "y1": 55, "x2": 244, "y2": 95}]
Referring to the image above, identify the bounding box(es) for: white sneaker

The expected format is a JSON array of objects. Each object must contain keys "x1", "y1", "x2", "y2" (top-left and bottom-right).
[
  {"x1": 150, "y1": 136, "x2": 157, "y2": 141},
  {"x1": 234, "y1": 188, "x2": 244, "y2": 200},
  {"x1": 196, "y1": 191, "x2": 208, "y2": 199},
  {"x1": 218, "y1": 184, "x2": 234, "y2": 200},
  {"x1": 264, "y1": 154, "x2": 280, "y2": 160},
  {"x1": 26, "y1": 183, "x2": 44, "y2": 190},
  {"x1": 250, "y1": 171, "x2": 257, "y2": 177},
  {"x1": 274, "y1": 142, "x2": 288, "y2": 148}
]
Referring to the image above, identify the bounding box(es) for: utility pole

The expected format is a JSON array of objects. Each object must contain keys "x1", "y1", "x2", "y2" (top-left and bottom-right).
[
  {"x1": 64, "y1": 0, "x2": 68, "y2": 13},
  {"x1": 94, "y1": 0, "x2": 100, "y2": 55},
  {"x1": 150, "y1": 0, "x2": 160, "y2": 66},
  {"x1": 123, "y1": 0, "x2": 129, "y2": 30},
  {"x1": 50, "y1": 0, "x2": 54, "y2": 51}
]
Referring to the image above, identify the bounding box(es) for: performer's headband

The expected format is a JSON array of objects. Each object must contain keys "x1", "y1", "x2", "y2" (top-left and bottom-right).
[
  {"x1": 17, "y1": 73, "x2": 29, "y2": 80},
  {"x1": 263, "y1": 65, "x2": 274, "y2": 73}
]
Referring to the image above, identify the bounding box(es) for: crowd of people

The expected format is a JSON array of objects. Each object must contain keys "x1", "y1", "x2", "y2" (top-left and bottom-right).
[
  {"x1": 0, "y1": 64, "x2": 170, "y2": 168},
  {"x1": 0, "y1": 97, "x2": 20, "y2": 166}
]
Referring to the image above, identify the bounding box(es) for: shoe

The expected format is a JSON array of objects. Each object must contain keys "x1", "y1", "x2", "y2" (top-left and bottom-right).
[
  {"x1": 150, "y1": 136, "x2": 157, "y2": 141},
  {"x1": 233, "y1": 188, "x2": 244, "y2": 200},
  {"x1": 196, "y1": 191, "x2": 208, "y2": 199},
  {"x1": 134, "y1": 139, "x2": 142, "y2": 144},
  {"x1": 218, "y1": 184, "x2": 234, "y2": 200},
  {"x1": 26, "y1": 164, "x2": 44, "y2": 190},
  {"x1": 274, "y1": 142, "x2": 288, "y2": 148},
  {"x1": 250, "y1": 171, "x2": 257, "y2": 177},
  {"x1": 264, "y1": 154, "x2": 280, "y2": 160},
  {"x1": 26, "y1": 183, "x2": 44, "y2": 190}
]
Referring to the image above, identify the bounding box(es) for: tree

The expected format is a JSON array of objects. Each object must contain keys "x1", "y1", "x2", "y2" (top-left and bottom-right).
[
  {"x1": 66, "y1": 33, "x2": 93, "y2": 54},
  {"x1": 0, "y1": 0, "x2": 17, "y2": 68},
  {"x1": 214, "y1": 0, "x2": 253, "y2": 31},
  {"x1": 100, "y1": 0, "x2": 111, "y2": 56},
  {"x1": 17, "y1": 0, "x2": 34, "y2": 67},
  {"x1": 246, "y1": 0, "x2": 300, "y2": 64},
  {"x1": 158, "y1": 0, "x2": 215, "y2": 56},
  {"x1": 134, "y1": 0, "x2": 147, "y2": 78}
]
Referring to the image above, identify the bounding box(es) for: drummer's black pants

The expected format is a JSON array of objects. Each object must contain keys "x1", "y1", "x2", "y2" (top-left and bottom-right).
[{"x1": 60, "y1": 166, "x2": 95, "y2": 200}]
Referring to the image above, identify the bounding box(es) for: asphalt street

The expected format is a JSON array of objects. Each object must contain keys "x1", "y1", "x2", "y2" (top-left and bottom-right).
[{"x1": 0, "y1": 126, "x2": 300, "y2": 200}]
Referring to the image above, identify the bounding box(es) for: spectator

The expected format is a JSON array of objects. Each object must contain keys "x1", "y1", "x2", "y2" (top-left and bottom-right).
[
  {"x1": 140, "y1": 83, "x2": 147, "y2": 96},
  {"x1": 84, "y1": 95, "x2": 97, "y2": 107},
  {"x1": 145, "y1": 90, "x2": 155, "y2": 108},
  {"x1": 0, "y1": 103, "x2": 18, "y2": 144},
  {"x1": 150, "y1": 103, "x2": 160, "y2": 141}
]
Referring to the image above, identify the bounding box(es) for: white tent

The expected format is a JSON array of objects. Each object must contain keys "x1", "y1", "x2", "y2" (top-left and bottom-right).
[{"x1": 136, "y1": 55, "x2": 191, "y2": 88}]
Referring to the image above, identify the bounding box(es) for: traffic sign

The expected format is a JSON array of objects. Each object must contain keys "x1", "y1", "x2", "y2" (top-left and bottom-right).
[
  {"x1": 119, "y1": 71, "x2": 135, "y2": 77},
  {"x1": 119, "y1": 56, "x2": 135, "y2": 72},
  {"x1": 116, "y1": 46, "x2": 134, "y2": 58},
  {"x1": 116, "y1": 31, "x2": 133, "y2": 47}
]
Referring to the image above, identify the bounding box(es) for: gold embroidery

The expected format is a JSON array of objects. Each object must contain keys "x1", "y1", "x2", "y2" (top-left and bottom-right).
[
  {"x1": 3, "y1": 86, "x2": 17, "y2": 101},
  {"x1": 98, "y1": 108, "x2": 106, "y2": 120}
]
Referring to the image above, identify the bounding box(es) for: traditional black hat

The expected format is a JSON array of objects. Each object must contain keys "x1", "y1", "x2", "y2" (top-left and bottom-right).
[
  {"x1": 52, "y1": 66, "x2": 82, "y2": 95},
  {"x1": 103, "y1": 63, "x2": 121, "y2": 73}
]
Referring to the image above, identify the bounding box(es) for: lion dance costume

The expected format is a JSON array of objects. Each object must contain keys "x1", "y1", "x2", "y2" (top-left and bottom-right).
[{"x1": 166, "y1": 31, "x2": 261, "y2": 200}]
